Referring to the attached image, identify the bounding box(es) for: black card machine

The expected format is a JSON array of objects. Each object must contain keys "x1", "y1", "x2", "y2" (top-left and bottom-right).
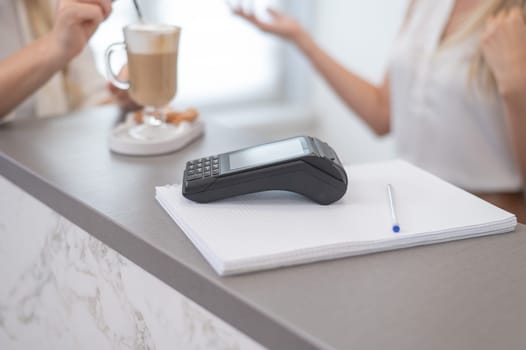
[{"x1": 182, "y1": 136, "x2": 348, "y2": 205}]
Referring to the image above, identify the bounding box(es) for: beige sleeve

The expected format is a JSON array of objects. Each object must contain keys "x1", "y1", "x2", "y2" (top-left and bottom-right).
[{"x1": 66, "y1": 46, "x2": 110, "y2": 109}]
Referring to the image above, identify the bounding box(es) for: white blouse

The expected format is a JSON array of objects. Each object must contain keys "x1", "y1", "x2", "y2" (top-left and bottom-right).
[
  {"x1": 389, "y1": 0, "x2": 522, "y2": 192},
  {"x1": 0, "y1": 0, "x2": 108, "y2": 122}
]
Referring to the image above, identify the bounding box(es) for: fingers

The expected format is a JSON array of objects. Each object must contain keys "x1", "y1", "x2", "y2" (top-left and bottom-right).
[
  {"x1": 232, "y1": 5, "x2": 251, "y2": 19},
  {"x1": 485, "y1": 6, "x2": 525, "y2": 38},
  {"x1": 233, "y1": 7, "x2": 261, "y2": 27},
  {"x1": 508, "y1": 7, "x2": 526, "y2": 28},
  {"x1": 246, "y1": 15, "x2": 274, "y2": 32},
  {"x1": 480, "y1": 6, "x2": 526, "y2": 94},
  {"x1": 228, "y1": 1, "x2": 302, "y2": 39},
  {"x1": 485, "y1": 9, "x2": 507, "y2": 41},
  {"x1": 267, "y1": 8, "x2": 283, "y2": 20},
  {"x1": 62, "y1": 0, "x2": 112, "y2": 19},
  {"x1": 488, "y1": 6, "x2": 525, "y2": 26},
  {"x1": 227, "y1": 0, "x2": 254, "y2": 15},
  {"x1": 232, "y1": 5, "x2": 277, "y2": 32},
  {"x1": 60, "y1": 2, "x2": 104, "y2": 28},
  {"x1": 80, "y1": 0, "x2": 111, "y2": 18},
  {"x1": 482, "y1": 5, "x2": 526, "y2": 56},
  {"x1": 72, "y1": 2, "x2": 106, "y2": 31}
]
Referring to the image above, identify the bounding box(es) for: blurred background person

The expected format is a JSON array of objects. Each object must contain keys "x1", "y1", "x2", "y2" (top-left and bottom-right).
[
  {"x1": 233, "y1": 0, "x2": 526, "y2": 220},
  {"x1": 0, "y1": 0, "x2": 136, "y2": 124}
]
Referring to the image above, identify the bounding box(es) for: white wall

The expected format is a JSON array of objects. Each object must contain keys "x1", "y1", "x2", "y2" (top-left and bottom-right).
[{"x1": 310, "y1": 0, "x2": 408, "y2": 164}]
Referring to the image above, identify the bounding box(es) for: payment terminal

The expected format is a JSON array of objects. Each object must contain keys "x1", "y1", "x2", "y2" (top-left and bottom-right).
[{"x1": 182, "y1": 136, "x2": 348, "y2": 205}]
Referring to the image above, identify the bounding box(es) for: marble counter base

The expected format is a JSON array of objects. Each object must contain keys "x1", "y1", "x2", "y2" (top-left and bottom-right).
[{"x1": 0, "y1": 176, "x2": 266, "y2": 350}]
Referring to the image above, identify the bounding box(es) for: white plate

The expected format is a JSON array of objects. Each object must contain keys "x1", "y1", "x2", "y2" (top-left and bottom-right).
[{"x1": 109, "y1": 115, "x2": 204, "y2": 156}]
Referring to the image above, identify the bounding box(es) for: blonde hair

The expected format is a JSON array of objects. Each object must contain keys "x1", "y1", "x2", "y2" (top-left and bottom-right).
[
  {"x1": 443, "y1": 0, "x2": 526, "y2": 92},
  {"x1": 24, "y1": 0, "x2": 83, "y2": 109}
]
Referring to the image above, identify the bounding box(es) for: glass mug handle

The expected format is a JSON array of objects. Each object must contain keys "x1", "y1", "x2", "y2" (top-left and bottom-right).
[{"x1": 105, "y1": 42, "x2": 130, "y2": 90}]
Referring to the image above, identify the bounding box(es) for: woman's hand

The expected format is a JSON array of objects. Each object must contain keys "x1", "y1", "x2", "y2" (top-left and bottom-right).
[
  {"x1": 482, "y1": 7, "x2": 526, "y2": 188},
  {"x1": 107, "y1": 65, "x2": 142, "y2": 111},
  {"x1": 229, "y1": 1, "x2": 391, "y2": 135},
  {"x1": 481, "y1": 7, "x2": 526, "y2": 97},
  {"x1": 48, "y1": 0, "x2": 112, "y2": 64},
  {"x1": 0, "y1": 0, "x2": 112, "y2": 118},
  {"x1": 230, "y1": 3, "x2": 305, "y2": 43}
]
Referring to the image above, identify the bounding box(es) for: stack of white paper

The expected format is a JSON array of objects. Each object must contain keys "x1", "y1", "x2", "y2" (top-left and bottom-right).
[{"x1": 156, "y1": 160, "x2": 517, "y2": 276}]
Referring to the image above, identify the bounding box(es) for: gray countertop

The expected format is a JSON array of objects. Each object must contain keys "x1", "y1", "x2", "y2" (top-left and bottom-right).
[{"x1": 1, "y1": 106, "x2": 526, "y2": 350}]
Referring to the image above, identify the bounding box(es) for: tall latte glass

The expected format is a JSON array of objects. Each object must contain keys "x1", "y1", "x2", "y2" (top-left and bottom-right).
[{"x1": 105, "y1": 24, "x2": 181, "y2": 141}]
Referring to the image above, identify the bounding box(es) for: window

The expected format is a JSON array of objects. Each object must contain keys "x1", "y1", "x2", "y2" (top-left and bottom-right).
[{"x1": 90, "y1": 0, "x2": 288, "y2": 109}]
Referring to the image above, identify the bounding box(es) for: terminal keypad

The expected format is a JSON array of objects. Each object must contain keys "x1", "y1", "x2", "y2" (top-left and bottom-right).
[{"x1": 185, "y1": 156, "x2": 220, "y2": 181}]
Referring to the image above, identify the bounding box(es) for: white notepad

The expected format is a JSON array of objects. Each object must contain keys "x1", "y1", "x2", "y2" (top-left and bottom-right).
[{"x1": 156, "y1": 160, "x2": 517, "y2": 276}]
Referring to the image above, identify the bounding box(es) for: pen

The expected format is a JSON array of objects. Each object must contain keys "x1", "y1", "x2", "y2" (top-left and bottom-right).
[{"x1": 386, "y1": 184, "x2": 400, "y2": 233}]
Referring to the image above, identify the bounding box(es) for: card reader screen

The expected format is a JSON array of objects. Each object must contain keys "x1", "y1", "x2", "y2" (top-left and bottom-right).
[{"x1": 228, "y1": 138, "x2": 309, "y2": 171}]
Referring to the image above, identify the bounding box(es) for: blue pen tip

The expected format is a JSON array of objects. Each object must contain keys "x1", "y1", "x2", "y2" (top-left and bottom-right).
[{"x1": 393, "y1": 225, "x2": 400, "y2": 233}]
